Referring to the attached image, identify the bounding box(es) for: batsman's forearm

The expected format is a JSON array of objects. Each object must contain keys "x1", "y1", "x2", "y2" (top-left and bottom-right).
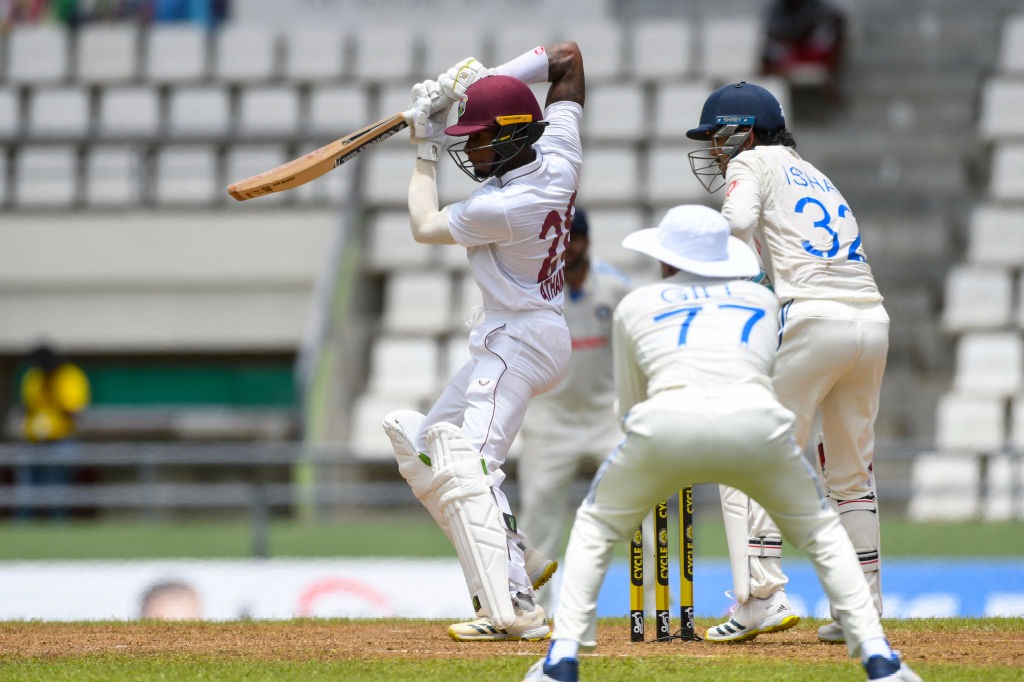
[{"x1": 408, "y1": 159, "x2": 455, "y2": 245}]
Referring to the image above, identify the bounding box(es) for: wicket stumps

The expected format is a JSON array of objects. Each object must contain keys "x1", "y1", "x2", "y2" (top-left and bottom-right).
[{"x1": 629, "y1": 486, "x2": 701, "y2": 642}]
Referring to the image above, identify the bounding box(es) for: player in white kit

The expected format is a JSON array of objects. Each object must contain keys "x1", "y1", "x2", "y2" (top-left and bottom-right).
[
  {"x1": 517, "y1": 208, "x2": 632, "y2": 616},
  {"x1": 520, "y1": 204, "x2": 920, "y2": 682},
  {"x1": 686, "y1": 82, "x2": 890, "y2": 643},
  {"x1": 383, "y1": 42, "x2": 585, "y2": 642}
]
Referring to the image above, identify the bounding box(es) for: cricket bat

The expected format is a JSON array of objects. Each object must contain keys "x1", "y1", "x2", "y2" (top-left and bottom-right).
[{"x1": 227, "y1": 111, "x2": 409, "y2": 201}]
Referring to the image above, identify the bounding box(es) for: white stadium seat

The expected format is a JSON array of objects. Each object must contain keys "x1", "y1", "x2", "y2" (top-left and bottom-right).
[
  {"x1": 14, "y1": 145, "x2": 78, "y2": 208},
  {"x1": 934, "y1": 392, "x2": 1005, "y2": 453},
  {"x1": 566, "y1": 20, "x2": 624, "y2": 82},
  {"x1": 97, "y1": 86, "x2": 161, "y2": 140},
  {"x1": 581, "y1": 207, "x2": 648, "y2": 271},
  {"x1": 144, "y1": 24, "x2": 209, "y2": 83},
  {"x1": 645, "y1": 144, "x2": 710, "y2": 205},
  {"x1": 988, "y1": 143, "x2": 1024, "y2": 201},
  {"x1": 6, "y1": 24, "x2": 69, "y2": 84},
  {"x1": 966, "y1": 204, "x2": 1024, "y2": 266},
  {"x1": 348, "y1": 392, "x2": 402, "y2": 460},
  {"x1": 237, "y1": 86, "x2": 300, "y2": 138},
  {"x1": 952, "y1": 332, "x2": 1023, "y2": 398},
  {"x1": 421, "y1": 32, "x2": 488, "y2": 79},
  {"x1": 579, "y1": 146, "x2": 640, "y2": 204},
  {"x1": 214, "y1": 25, "x2": 280, "y2": 83},
  {"x1": 283, "y1": 26, "x2": 348, "y2": 82},
  {"x1": 698, "y1": 16, "x2": 762, "y2": 82},
  {"x1": 979, "y1": 77, "x2": 1024, "y2": 141},
  {"x1": 584, "y1": 82, "x2": 647, "y2": 141},
  {"x1": 628, "y1": 20, "x2": 695, "y2": 81},
  {"x1": 907, "y1": 451, "x2": 981, "y2": 521},
  {"x1": 167, "y1": 86, "x2": 231, "y2": 139},
  {"x1": 381, "y1": 271, "x2": 454, "y2": 336},
  {"x1": 26, "y1": 86, "x2": 90, "y2": 139},
  {"x1": 308, "y1": 85, "x2": 372, "y2": 139},
  {"x1": 363, "y1": 147, "x2": 414, "y2": 205},
  {"x1": 0, "y1": 88, "x2": 19, "y2": 139},
  {"x1": 76, "y1": 22, "x2": 139, "y2": 84},
  {"x1": 365, "y1": 336, "x2": 439, "y2": 400},
  {"x1": 940, "y1": 265, "x2": 1013, "y2": 332},
  {"x1": 84, "y1": 145, "x2": 143, "y2": 207},
  {"x1": 153, "y1": 146, "x2": 219, "y2": 205},
  {"x1": 653, "y1": 80, "x2": 713, "y2": 140},
  {"x1": 352, "y1": 26, "x2": 419, "y2": 83},
  {"x1": 365, "y1": 210, "x2": 436, "y2": 272},
  {"x1": 997, "y1": 13, "x2": 1024, "y2": 74}
]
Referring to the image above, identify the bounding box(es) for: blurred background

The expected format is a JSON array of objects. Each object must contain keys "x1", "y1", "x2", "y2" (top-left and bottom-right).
[{"x1": 0, "y1": 0, "x2": 1022, "y2": 621}]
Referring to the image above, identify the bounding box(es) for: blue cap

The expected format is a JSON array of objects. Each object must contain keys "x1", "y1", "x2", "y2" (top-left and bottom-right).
[
  {"x1": 570, "y1": 208, "x2": 589, "y2": 236},
  {"x1": 686, "y1": 82, "x2": 786, "y2": 141}
]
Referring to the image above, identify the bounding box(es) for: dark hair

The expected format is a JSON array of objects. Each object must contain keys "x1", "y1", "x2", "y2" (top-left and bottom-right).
[{"x1": 757, "y1": 127, "x2": 797, "y2": 149}]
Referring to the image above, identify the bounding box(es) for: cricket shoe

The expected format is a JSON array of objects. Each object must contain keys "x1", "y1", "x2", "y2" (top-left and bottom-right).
[
  {"x1": 705, "y1": 590, "x2": 800, "y2": 642},
  {"x1": 448, "y1": 603, "x2": 550, "y2": 642},
  {"x1": 522, "y1": 657, "x2": 578, "y2": 682},
  {"x1": 864, "y1": 653, "x2": 923, "y2": 681},
  {"x1": 524, "y1": 546, "x2": 558, "y2": 591},
  {"x1": 817, "y1": 619, "x2": 846, "y2": 643}
]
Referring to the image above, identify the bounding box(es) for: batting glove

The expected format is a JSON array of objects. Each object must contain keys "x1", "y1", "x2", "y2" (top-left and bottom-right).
[
  {"x1": 408, "y1": 97, "x2": 447, "y2": 161},
  {"x1": 409, "y1": 79, "x2": 452, "y2": 115},
  {"x1": 438, "y1": 57, "x2": 494, "y2": 101}
]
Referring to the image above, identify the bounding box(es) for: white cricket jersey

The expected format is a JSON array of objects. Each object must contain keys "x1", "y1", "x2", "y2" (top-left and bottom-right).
[
  {"x1": 613, "y1": 274, "x2": 780, "y2": 422},
  {"x1": 447, "y1": 100, "x2": 584, "y2": 314},
  {"x1": 527, "y1": 261, "x2": 632, "y2": 432},
  {"x1": 722, "y1": 145, "x2": 883, "y2": 304}
]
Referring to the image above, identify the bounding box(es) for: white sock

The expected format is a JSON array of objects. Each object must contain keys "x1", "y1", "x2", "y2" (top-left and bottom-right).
[
  {"x1": 546, "y1": 638, "x2": 579, "y2": 663},
  {"x1": 860, "y1": 636, "x2": 894, "y2": 661}
]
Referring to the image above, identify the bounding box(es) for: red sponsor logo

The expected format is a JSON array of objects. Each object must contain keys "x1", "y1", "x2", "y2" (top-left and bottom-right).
[{"x1": 572, "y1": 336, "x2": 608, "y2": 350}]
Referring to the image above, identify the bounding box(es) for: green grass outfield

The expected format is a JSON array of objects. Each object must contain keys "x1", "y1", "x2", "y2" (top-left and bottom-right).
[{"x1": 1, "y1": 512, "x2": 1022, "y2": 560}]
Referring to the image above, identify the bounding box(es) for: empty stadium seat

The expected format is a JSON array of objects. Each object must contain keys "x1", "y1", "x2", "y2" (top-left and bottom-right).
[
  {"x1": 348, "y1": 392, "x2": 401, "y2": 460},
  {"x1": 96, "y1": 86, "x2": 161, "y2": 139},
  {"x1": 997, "y1": 12, "x2": 1024, "y2": 74},
  {"x1": 934, "y1": 391, "x2": 1006, "y2": 453},
  {"x1": 421, "y1": 32, "x2": 489, "y2": 77},
  {"x1": 580, "y1": 207, "x2": 648, "y2": 272},
  {"x1": 308, "y1": 85, "x2": 372, "y2": 139},
  {"x1": 579, "y1": 147, "x2": 640, "y2": 204},
  {"x1": 698, "y1": 17, "x2": 761, "y2": 82},
  {"x1": 14, "y1": 145, "x2": 78, "y2": 208},
  {"x1": 966, "y1": 204, "x2": 1024, "y2": 266},
  {"x1": 365, "y1": 336, "x2": 439, "y2": 400},
  {"x1": 5, "y1": 24, "x2": 69, "y2": 84},
  {"x1": 652, "y1": 80, "x2": 713, "y2": 140},
  {"x1": 352, "y1": 26, "x2": 420, "y2": 83},
  {"x1": 952, "y1": 331, "x2": 1023, "y2": 397},
  {"x1": 214, "y1": 25, "x2": 280, "y2": 83},
  {"x1": 167, "y1": 86, "x2": 231, "y2": 139},
  {"x1": 628, "y1": 20, "x2": 695, "y2": 80},
  {"x1": 940, "y1": 265, "x2": 1013, "y2": 332},
  {"x1": 363, "y1": 147, "x2": 415, "y2": 205},
  {"x1": 144, "y1": 24, "x2": 209, "y2": 83},
  {"x1": 283, "y1": 26, "x2": 348, "y2": 82},
  {"x1": 563, "y1": 20, "x2": 624, "y2": 82},
  {"x1": 26, "y1": 86, "x2": 90, "y2": 139},
  {"x1": 381, "y1": 271, "x2": 454, "y2": 336},
  {"x1": 979, "y1": 77, "x2": 1024, "y2": 141},
  {"x1": 988, "y1": 143, "x2": 1024, "y2": 201},
  {"x1": 365, "y1": 210, "x2": 435, "y2": 272},
  {"x1": 982, "y1": 453, "x2": 1020, "y2": 520},
  {"x1": 907, "y1": 451, "x2": 981, "y2": 521},
  {"x1": 76, "y1": 22, "x2": 139, "y2": 84},
  {"x1": 645, "y1": 144, "x2": 711, "y2": 205},
  {"x1": 84, "y1": 145, "x2": 143, "y2": 207},
  {"x1": 237, "y1": 86, "x2": 301, "y2": 138},
  {"x1": 584, "y1": 82, "x2": 647, "y2": 141},
  {"x1": 153, "y1": 145, "x2": 220, "y2": 205}
]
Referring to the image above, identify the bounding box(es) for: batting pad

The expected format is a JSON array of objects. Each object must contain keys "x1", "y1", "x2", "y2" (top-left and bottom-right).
[
  {"x1": 427, "y1": 422, "x2": 515, "y2": 628},
  {"x1": 384, "y1": 409, "x2": 456, "y2": 543}
]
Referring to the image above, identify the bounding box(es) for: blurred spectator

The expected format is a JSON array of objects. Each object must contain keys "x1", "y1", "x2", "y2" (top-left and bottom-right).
[
  {"x1": 1, "y1": 0, "x2": 228, "y2": 27},
  {"x1": 761, "y1": 0, "x2": 847, "y2": 105},
  {"x1": 139, "y1": 579, "x2": 203, "y2": 620},
  {"x1": 15, "y1": 343, "x2": 91, "y2": 520}
]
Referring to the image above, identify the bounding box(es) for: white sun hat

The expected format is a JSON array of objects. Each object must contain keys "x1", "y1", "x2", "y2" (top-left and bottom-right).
[{"x1": 621, "y1": 204, "x2": 759, "y2": 278}]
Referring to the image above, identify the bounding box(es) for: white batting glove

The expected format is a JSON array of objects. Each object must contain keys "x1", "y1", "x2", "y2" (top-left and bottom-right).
[
  {"x1": 438, "y1": 57, "x2": 494, "y2": 101},
  {"x1": 409, "y1": 79, "x2": 452, "y2": 115},
  {"x1": 407, "y1": 97, "x2": 447, "y2": 161}
]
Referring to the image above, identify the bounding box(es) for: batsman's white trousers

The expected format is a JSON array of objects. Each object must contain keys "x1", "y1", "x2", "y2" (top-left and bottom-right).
[
  {"x1": 552, "y1": 384, "x2": 884, "y2": 659},
  {"x1": 418, "y1": 308, "x2": 571, "y2": 595}
]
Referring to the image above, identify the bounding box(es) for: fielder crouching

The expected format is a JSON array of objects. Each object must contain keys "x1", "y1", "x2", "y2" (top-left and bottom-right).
[
  {"x1": 383, "y1": 38, "x2": 586, "y2": 642},
  {"x1": 521, "y1": 205, "x2": 921, "y2": 682}
]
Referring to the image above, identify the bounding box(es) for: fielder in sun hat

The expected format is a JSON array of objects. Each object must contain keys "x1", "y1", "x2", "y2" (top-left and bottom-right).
[{"x1": 621, "y1": 204, "x2": 758, "y2": 278}]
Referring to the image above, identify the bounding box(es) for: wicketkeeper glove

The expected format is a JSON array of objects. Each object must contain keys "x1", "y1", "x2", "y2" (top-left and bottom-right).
[{"x1": 438, "y1": 57, "x2": 494, "y2": 101}]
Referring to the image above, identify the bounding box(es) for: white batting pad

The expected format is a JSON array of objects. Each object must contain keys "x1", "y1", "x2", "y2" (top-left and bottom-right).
[{"x1": 427, "y1": 422, "x2": 514, "y2": 628}]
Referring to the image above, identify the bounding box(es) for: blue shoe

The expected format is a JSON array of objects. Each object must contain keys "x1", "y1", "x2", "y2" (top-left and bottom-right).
[
  {"x1": 521, "y1": 657, "x2": 578, "y2": 682},
  {"x1": 864, "y1": 654, "x2": 923, "y2": 681}
]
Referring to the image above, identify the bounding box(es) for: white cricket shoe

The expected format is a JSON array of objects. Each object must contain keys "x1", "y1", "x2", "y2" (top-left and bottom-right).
[
  {"x1": 705, "y1": 590, "x2": 800, "y2": 642},
  {"x1": 448, "y1": 602, "x2": 551, "y2": 642},
  {"x1": 864, "y1": 653, "x2": 923, "y2": 681},
  {"x1": 818, "y1": 619, "x2": 846, "y2": 643},
  {"x1": 525, "y1": 547, "x2": 558, "y2": 591}
]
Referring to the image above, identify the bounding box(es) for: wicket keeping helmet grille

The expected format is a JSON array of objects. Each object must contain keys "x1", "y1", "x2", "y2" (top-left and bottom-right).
[{"x1": 445, "y1": 75, "x2": 548, "y2": 181}]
